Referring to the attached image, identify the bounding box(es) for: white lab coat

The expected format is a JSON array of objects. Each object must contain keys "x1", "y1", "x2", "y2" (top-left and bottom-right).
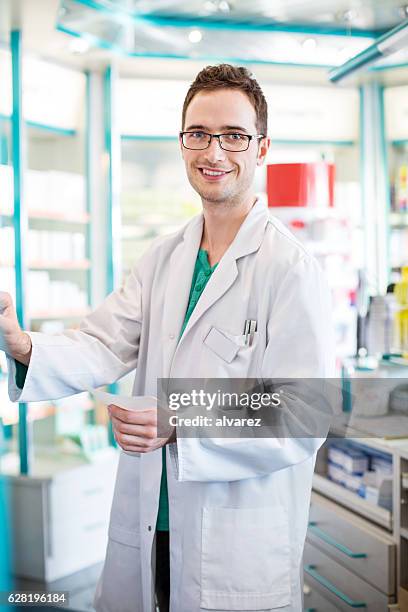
[{"x1": 8, "y1": 198, "x2": 334, "y2": 612}]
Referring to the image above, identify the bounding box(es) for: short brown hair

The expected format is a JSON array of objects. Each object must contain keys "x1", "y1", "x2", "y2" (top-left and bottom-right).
[{"x1": 182, "y1": 64, "x2": 268, "y2": 136}]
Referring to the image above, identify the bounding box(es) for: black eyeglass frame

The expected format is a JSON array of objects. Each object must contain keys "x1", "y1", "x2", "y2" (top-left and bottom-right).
[{"x1": 179, "y1": 131, "x2": 265, "y2": 152}]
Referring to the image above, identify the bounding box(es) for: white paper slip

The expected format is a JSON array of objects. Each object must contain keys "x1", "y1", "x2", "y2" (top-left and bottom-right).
[{"x1": 89, "y1": 388, "x2": 157, "y2": 411}]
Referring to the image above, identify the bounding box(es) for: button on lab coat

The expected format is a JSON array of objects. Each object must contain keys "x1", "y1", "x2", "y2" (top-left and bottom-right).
[{"x1": 8, "y1": 199, "x2": 335, "y2": 612}]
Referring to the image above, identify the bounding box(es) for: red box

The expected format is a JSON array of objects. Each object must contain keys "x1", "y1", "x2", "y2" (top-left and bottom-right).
[{"x1": 267, "y1": 162, "x2": 335, "y2": 208}]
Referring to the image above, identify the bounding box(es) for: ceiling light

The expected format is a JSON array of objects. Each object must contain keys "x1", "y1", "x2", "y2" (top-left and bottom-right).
[
  {"x1": 68, "y1": 37, "x2": 90, "y2": 54},
  {"x1": 188, "y1": 29, "x2": 203, "y2": 44},
  {"x1": 218, "y1": 0, "x2": 231, "y2": 12},
  {"x1": 203, "y1": 0, "x2": 217, "y2": 12},
  {"x1": 400, "y1": 5, "x2": 408, "y2": 18},
  {"x1": 342, "y1": 9, "x2": 358, "y2": 23},
  {"x1": 202, "y1": 0, "x2": 230, "y2": 13},
  {"x1": 302, "y1": 38, "x2": 317, "y2": 51}
]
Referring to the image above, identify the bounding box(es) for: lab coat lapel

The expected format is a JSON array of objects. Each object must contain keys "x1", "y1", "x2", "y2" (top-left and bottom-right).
[
  {"x1": 180, "y1": 198, "x2": 269, "y2": 341},
  {"x1": 161, "y1": 214, "x2": 204, "y2": 377},
  {"x1": 180, "y1": 255, "x2": 238, "y2": 340}
]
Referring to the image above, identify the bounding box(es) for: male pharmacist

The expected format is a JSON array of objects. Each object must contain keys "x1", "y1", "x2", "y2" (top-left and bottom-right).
[{"x1": 0, "y1": 64, "x2": 334, "y2": 612}]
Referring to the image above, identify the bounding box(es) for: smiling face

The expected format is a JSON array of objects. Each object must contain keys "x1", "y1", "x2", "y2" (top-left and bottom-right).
[{"x1": 180, "y1": 88, "x2": 269, "y2": 209}]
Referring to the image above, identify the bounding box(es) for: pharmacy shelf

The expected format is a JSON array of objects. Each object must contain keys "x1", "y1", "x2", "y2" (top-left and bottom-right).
[
  {"x1": 390, "y1": 212, "x2": 408, "y2": 228},
  {"x1": 28, "y1": 260, "x2": 91, "y2": 270},
  {"x1": 2, "y1": 398, "x2": 94, "y2": 427},
  {"x1": 0, "y1": 212, "x2": 89, "y2": 225},
  {"x1": 0, "y1": 447, "x2": 118, "y2": 480},
  {"x1": 28, "y1": 210, "x2": 90, "y2": 224},
  {"x1": 2, "y1": 261, "x2": 91, "y2": 270},
  {"x1": 29, "y1": 309, "x2": 90, "y2": 320},
  {"x1": 312, "y1": 472, "x2": 392, "y2": 530}
]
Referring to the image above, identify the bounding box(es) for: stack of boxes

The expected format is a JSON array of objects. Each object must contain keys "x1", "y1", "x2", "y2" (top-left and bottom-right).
[{"x1": 327, "y1": 442, "x2": 393, "y2": 510}]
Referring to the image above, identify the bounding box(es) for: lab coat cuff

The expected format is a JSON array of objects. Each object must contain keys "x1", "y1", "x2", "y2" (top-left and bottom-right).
[
  {"x1": 6, "y1": 355, "x2": 20, "y2": 402},
  {"x1": 6, "y1": 331, "x2": 36, "y2": 402}
]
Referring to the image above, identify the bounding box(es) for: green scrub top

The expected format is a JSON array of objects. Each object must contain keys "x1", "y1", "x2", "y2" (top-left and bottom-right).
[
  {"x1": 14, "y1": 248, "x2": 218, "y2": 533},
  {"x1": 157, "y1": 248, "x2": 218, "y2": 531}
]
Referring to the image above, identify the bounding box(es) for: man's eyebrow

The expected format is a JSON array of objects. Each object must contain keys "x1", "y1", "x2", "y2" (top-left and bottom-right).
[
  {"x1": 220, "y1": 125, "x2": 250, "y2": 133},
  {"x1": 184, "y1": 124, "x2": 250, "y2": 133}
]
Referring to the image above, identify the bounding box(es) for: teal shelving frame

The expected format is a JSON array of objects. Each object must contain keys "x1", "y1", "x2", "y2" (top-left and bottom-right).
[
  {"x1": 103, "y1": 66, "x2": 120, "y2": 446},
  {"x1": 11, "y1": 30, "x2": 29, "y2": 475}
]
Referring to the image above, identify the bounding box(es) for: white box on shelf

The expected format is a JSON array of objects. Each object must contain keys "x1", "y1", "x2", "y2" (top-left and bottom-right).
[
  {"x1": 328, "y1": 444, "x2": 369, "y2": 474},
  {"x1": 0, "y1": 267, "x2": 16, "y2": 299},
  {"x1": 0, "y1": 227, "x2": 14, "y2": 264},
  {"x1": 28, "y1": 271, "x2": 50, "y2": 311},
  {"x1": 363, "y1": 471, "x2": 393, "y2": 511},
  {"x1": 26, "y1": 169, "x2": 49, "y2": 212},
  {"x1": 0, "y1": 164, "x2": 13, "y2": 214},
  {"x1": 72, "y1": 232, "x2": 85, "y2": 260}
]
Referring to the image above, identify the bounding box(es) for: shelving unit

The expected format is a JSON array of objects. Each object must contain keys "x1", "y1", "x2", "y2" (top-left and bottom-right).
[
  {"x1": 0, "y1": 46, "x2": 112, "y2": 479},
  {"x1": 387, "y1": 140, "x2": 408, "y2": 275},
  {"x1": 120, "y1": 135, "x2": 201, "y2": 277},
  {"x1": 384, "y1": 89, "x2": 408, "y2": 279},
  {"x1": 259, "y1": 140, "x2": 362, "y2": 364},
  {"x1": 0, "y1": 51, "x2": 117, "y2": 580},
  {"x1": 309, "y1": 435, "x2": 408, "y2": 608},
  {"x1": 312, "y1": 471, "x2": 393, "y2": 530},
  {"x1": 25, "y1": 120, "x2": 90, "y2": 329}
]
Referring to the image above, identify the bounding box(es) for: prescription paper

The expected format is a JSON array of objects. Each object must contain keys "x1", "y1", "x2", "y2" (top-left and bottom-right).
[
  {"x1": 88, "y1": 389, "x2": 158, "y2": 457},
  {"x1": 89, "y1": 388, "x2": 157, "y2": 411}
]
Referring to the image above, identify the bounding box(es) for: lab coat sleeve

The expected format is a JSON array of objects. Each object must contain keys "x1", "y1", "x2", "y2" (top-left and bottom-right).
[
  {"x1": 7, "y1": 264, "x2": 143, "y2": 403},
  {"x1": 175, "y1": 255, "x2": 336, "y2": 482}
]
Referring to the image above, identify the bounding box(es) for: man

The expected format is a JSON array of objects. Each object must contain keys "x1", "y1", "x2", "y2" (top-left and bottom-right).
[{"x1": 0, "y1": 64, "x2": 334, "y2": 612}]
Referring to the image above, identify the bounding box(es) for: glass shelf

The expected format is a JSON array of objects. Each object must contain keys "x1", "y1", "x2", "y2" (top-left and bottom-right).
[{"x1": 313, "y1": 472, "x2": 392, "y2": 531}]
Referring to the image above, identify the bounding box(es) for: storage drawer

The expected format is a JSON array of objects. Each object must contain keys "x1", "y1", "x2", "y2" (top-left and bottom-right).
[
  {"x1": 309, "y1": 493, "x2": 395, "y2": 595},
  {"x1": 304, "y1": 580, "x2": 343, "y2": 612},
  {"x1": 50, "y1": 456, "x2": 118, "y2": 522},
  {"x1": 47, "y1": 511, "x2": 110, "y2": 580},
  {"x1": 304, "y1": 541, "x2": 392, "y2": 612}
]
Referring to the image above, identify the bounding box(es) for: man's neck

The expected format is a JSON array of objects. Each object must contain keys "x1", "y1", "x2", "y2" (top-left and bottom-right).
[{"x1": 200, "y1": 194, "x2": 256, "y2": 267}]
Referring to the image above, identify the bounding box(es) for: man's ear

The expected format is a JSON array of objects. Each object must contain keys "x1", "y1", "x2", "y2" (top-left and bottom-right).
[{"x1": 257, "y1": 137, "x2": 270, "y2": 166}]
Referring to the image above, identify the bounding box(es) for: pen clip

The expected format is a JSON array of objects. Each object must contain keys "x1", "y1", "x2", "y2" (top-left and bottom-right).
[{"x1": 248, "y1": 320, "x2": 257, "y2": 346}]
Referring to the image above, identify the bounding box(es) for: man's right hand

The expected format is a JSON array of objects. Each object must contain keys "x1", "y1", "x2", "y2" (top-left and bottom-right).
[{"x1": 0, "y1": 291, "x2": 32, "y2": 365}]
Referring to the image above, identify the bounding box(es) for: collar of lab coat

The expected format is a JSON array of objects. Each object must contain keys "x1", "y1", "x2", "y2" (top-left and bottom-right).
[{"x1": 161, "y1": 197, "x2": 269, "y2": 373}]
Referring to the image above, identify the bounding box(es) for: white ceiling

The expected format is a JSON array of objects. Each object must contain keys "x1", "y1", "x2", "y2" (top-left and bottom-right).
[{"x1": 0, "y1": 0, "x2": 407, "y2": 86}]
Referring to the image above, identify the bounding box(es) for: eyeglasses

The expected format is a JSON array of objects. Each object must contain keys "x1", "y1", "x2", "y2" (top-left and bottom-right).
[{"x1": 180, "y1": 131, "x2": 265, "y2": 152}]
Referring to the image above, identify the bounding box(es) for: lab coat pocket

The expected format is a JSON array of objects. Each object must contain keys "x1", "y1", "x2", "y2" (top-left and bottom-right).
[
  {"x1": 204, "y1": 327, "x2": 242, "y2": 363},
  {"x1": 200, "y1": 506, "x2": 291, "y2": 610},
  {"x1": 203, "y1": 326, "x2": 260, "y2": 378}
]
